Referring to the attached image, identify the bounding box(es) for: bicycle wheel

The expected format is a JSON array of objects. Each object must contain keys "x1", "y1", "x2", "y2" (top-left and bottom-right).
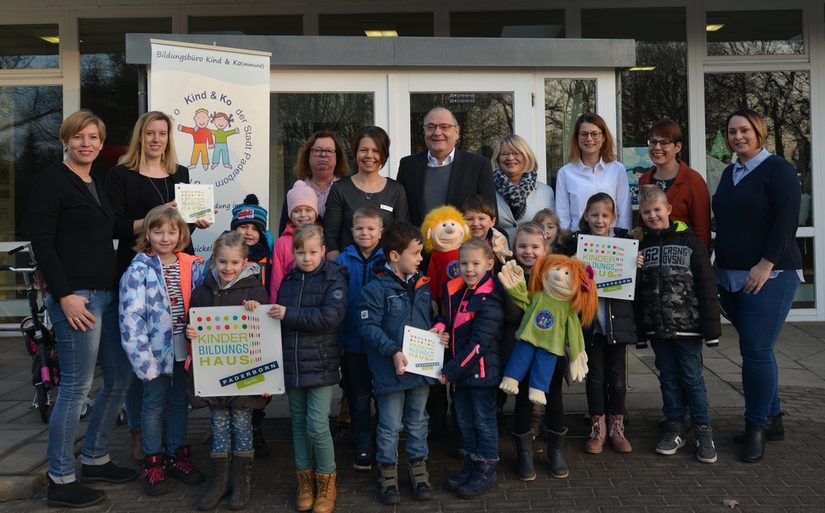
[{"x1": 36, "y1": 384, "x2": 51, "y2": 424}]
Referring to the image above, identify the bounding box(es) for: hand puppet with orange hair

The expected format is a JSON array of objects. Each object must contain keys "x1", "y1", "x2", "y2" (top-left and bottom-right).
[
  {"x1": 497, "y1": 255, "x2": 597, "y2": 405},
  {"x1": 421, "y1": 206, "x2": 470, "y2": 302}
]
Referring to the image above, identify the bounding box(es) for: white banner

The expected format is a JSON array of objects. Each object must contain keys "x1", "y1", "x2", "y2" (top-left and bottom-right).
[{"x1": 150, "y1": 39, "x2": 270, "y2": 256}]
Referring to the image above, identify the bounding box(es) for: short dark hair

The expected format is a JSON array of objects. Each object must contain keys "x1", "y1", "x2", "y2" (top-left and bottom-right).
[
  {"x1": 381, "y1": 220, "x2": 422, "y2": 256},
  {"x1": 351, "y1": 126, "x2": 390, "y2": 167},
  {"x1": 461, "y1": 194, "x2": 497, "y2": 220},
  {"x1": 648, "y1": 119, "x2": 683, "y2": 145}
]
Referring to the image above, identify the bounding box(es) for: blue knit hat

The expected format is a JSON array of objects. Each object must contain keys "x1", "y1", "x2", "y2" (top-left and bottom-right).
[{"x1": 231, "y1": 194, "x2": 268, "y2": 232}]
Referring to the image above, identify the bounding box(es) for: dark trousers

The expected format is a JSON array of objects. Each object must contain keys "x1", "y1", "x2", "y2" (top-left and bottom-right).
[
  {"x1": 585, "y1": 335, "x2": 627, "y2": 416},
  {"x1": 342, "y1": 351, "x2": 374, "y2": 453},
  {"x1": 512, "y1": 358, "x2": 565, "y2": 434}
]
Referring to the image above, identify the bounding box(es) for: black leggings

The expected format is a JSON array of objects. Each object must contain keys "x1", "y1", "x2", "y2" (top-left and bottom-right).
[{"x1": 585, "y1": 335, "x2": 627, "y2": 416}]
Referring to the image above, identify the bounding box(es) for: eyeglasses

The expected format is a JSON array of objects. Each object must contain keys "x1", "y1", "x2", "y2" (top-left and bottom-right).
[
  {"x1": 424, "y1": 123, "x2": 458, "y2": 133},
  {"x1": 500, "y1": 152, "x2": 523, "y2": 159},
  {"x1": 310, "y1": 148, "x2": 336, "y2": 158},
  {"x1": 578, "y1": 131, "x2": 602, "y2": 140},
  {"x1": 647, "y1": 139, "x2": 674, "y2": 149}
]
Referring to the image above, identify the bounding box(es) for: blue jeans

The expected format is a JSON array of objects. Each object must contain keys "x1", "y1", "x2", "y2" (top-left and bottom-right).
[
  {"x1": 46, "y1": 289, "x2": 132, "y2": 482},
  {"x1": 343, "y1": 352, "x2": 374, "y2": 454},
  {"x1": 210, "y1": 407, "x2": 253, "y2": 454},
  {"x1": 719, "y1": 271, "x2": 799, "y2": 426},
  {"x1": 453, "y1": 385, "x2": 499, "y2": 460},
  {"x1": 142, "y1": 360, "x2": 190, "y2": 457},
  {"x1": 288, "y1": 386, "x2": 336, "y2": 473},
  {"x1": 651, "y1": 339, "x2": 711, "y2": 426},
  {"x1": 375, "y1": 385, "x2": 429, "y2": 465}
]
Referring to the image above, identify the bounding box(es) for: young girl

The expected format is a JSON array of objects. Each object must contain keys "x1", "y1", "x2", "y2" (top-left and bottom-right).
[
  {"x1": 440, "y1": 238, "x2": 504, "y2": 498},
  {"x1": 185, "y1": 232, "x2": 270, "y2": 510},
  {"x1": 565, "y1": 193, "x2": 639, "y2": 454},
  {"x1": 119, "y1": 205, "x2": 206, "y2": 497},
  {"x1": 268, "y1": 224, "x2": 347, "y2": 513},
  {"x1": 270, "y1": 180, "x2": 319, "y2": 298},
  {"x1": 532, "y1": 208, "x2": 565, "y2": 254}
]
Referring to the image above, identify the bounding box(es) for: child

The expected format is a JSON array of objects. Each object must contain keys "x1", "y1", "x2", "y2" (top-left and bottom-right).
[
  {"x1": 636, "y1": 185, "x2": 721, "y2": 463},
  {"x1": 335, "y1": 206, "x2": 385, "y2": 471},
  {"x1": 565, "y1": 193, "x2": 639, "y2": 454},
  {"x1": 270, "y1": 180, "x2": 319, "y2": 298},
  {"x1": 185, "y1": 232, "x2": 270, "y2": 510},
  {"x1": 268, "y1": 224, "x2": 347, "y2": 513},
  {"x1": 359, "y1": 221, "x2": 447, "y2": 505},
  {"x1": 119, "y1": 205, "x2": 206, "y2": 496},
  {"x1": 440, "y1": 238, "x2": 504, "y2": 498},
  {"x1": 462, "y1": 195, "x2": 511, "y2": 264},
  {"x1": 532, "y1": 208, "x2": 565, "y2": 254}
]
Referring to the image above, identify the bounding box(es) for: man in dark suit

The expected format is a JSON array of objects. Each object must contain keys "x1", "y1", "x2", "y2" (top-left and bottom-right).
[{"x1": 397, "y1": 107, "x2": 496, "y2": 227}]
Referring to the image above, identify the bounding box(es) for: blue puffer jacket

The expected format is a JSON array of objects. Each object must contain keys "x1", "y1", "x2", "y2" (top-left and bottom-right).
[
  {"x1": 277, "y1": 260, "x2": 347, "y2": 389},
  {"x1": 358, "y1": 264, "x2": 438, "y2": 396},
  {"x1": 441, "y1": 273, "x2": 505, "y2": 387},
  {"x1": 335, "y1": 244, "x2": 385, "y2": 353},
  {"x1": 119, "y1": 252, "x2": 204, "y2": 381}
]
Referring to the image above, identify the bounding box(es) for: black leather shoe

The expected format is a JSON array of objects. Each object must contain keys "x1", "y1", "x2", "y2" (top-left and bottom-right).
[
  {"x1": 742, "y1": 424, "x2": 766, "y2": 463},
  {"x1": 80, "y1": 461, "x2": 138, "y2": 484},
  {"x1": 47, "y1": 477, "x2": 106, "y2": 508},
  {"x1": 732, "y1": 414, "x2": 784, "y2": 443}
]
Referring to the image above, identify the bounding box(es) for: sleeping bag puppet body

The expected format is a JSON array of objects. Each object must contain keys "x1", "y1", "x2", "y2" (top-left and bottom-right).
[
  {"x1": 422, "y1": 206, "x2": 471, "y2": 303},
  {"x1": 498, "y1": 255, "x2": 598, "y2": 405}
]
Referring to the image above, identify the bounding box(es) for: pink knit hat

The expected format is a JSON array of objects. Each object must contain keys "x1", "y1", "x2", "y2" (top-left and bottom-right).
[{"x1": 286, "y1": 180, "x2": 318, "y2": 215}]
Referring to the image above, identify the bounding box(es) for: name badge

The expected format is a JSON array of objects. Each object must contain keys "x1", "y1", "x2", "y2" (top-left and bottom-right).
[{"x1": 380, "y1": 204, "x2": 394, "y2": 212}]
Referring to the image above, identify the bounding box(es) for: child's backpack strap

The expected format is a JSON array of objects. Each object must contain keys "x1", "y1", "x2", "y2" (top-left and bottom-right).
[{"x1": 264, "y1": 230, "x2": 275, "y2": 255}]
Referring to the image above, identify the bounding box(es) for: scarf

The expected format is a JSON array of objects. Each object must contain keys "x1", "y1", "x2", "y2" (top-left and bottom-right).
[{"x1": 494, "y1": 168, "x2": 537, "y2": 221}]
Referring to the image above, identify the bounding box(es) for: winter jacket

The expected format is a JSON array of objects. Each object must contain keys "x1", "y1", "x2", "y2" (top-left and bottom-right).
[
  {"x1": 441, "y1": 273, "x2": 504, "y2": 387},
  {"x1": 119, "y1": 252, "x2": 204, "y2": 382},
  {"x1": 270, "y1": 223, "x2": 296, "y2": 301},
  {"x1": 335, "y1": 244, "x2": 385, "y2": 353},
  {"x1": 189, "y1": 263, "x2": 270, "y2": 410},
  {"x1": 636, "y1": 221, "x2": 721, "y2": 342},
  {"x1": 358, "y1": 265, "x2": 438, "y2": 396},
  {"x1": 276, "y1": 260, "x2": 347, "y2": 390}
]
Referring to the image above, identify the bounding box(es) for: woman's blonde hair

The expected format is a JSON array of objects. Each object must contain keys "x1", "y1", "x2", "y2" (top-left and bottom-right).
[
  {"x1": 118, "y1": 111, "x2": 179, "y2": 175},
  {"x1": 292, "y1": 224, "x2": 325, "y2": 251},
  {"x1": 491, "y1": 134, "x2": 538, "y2": 173},
  {"x1": 725, "y1": 109, "x2": 768, "y2": 152},
  {"x1": 135, "y1": 205, "x2": 190, "y2": 254},
  {"x1": 59, "y1": 110, "x2": 106, "y2": 145}
]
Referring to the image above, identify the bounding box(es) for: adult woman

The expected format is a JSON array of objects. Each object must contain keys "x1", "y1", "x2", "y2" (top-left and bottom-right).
[
  {"x1": 492, "y1": 134, "x2": 555, "y2": 242},
  {"x1": 324, "y1": 126, "x2": 409, "y2": 260},
  {"x1": 555, "y1": 113, "x2": 632, "y2": 232},
  {"x1": 713, "y1": 109, "x2": 802, "y2": 463},
  {"x1": 277, "y1": 130, "x2": 351, "y2": 234},
  {"x1": 639, "y1": 120, "x2": 711, "y2": 250},
  {"x1": 30, "y1": 110, "x2": 136, "y2": 508}
]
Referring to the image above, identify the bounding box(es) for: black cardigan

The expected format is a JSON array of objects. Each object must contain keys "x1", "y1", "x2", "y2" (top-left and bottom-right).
[{"x1": 29, "y1": 163, "x2": 117, "y2": 299}]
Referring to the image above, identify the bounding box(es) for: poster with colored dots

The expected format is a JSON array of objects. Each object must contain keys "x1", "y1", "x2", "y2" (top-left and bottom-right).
[
  {"x1": 576, "y1": 234, "x2": 639, "y2": 300},
  {"x1": 189, "y1": 305, "x2": 285, "y2": 397},
  {"x1": 401, "y1": 326, "x2": 444, "y2": 379}
]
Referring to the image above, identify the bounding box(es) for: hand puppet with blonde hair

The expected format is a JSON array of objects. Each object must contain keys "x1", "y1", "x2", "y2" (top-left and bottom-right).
[{"x1": 421, "y1": 206, "x2": 470, "y2": 302}]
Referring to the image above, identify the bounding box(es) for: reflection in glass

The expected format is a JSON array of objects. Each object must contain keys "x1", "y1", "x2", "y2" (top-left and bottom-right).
[
  {"x1": 409, "y1": 93, "x2": 513, "y2": 159},
  {"x1": 319, "y1": 13, "x2": 433, "y2": 36},
  {"x1": 544, "y1": 79, "x2": 595, "y2": 186},
  {"x1": 0, "y1": 24, "x2": 59, "y2": 69},
  {"x1": 706, "y1": 10, "x2": 803, "y2": 56},
  {"x1": 271, "y1": 93, "x2": 374, "y2": 226},
  {"x1": 795, "y1": 237, "x2": 815, "y2": 309},
  {"x1": 189, "y1": 15, "x2": 302, "y2": 35},
  {"x1": 450, "y1": 10, "x2": 564, "y2": 38}
]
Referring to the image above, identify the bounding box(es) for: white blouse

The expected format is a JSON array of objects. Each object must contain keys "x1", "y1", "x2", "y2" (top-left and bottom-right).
[{"x1": 555, "y1": 158, "x2": 632, "y2": 232}]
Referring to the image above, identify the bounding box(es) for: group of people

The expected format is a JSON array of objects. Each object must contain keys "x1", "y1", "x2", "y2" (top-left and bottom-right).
[{"x1": 29, "y1": 104, "x2": 801, "y2": 512}]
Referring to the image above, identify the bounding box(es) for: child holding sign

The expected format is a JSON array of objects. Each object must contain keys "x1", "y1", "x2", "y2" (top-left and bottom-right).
[
  {"x1": 439, "y1": 238, "x2": 504, "y2": 498},
  {"x1": 185, "y1": 232, "x2": 269, "y2": 510}
]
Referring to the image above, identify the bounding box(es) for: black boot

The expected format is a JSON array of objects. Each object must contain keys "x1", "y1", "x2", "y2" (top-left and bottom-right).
[
  {"x1": 457, "y1": 459, "x2": 498, "y2": 498},
  {"x1": 742, "y1": 423, "x2": 766, "y2": 463},
  {"x1": 228, "y1": 451, "x2": 253, "y2": 510},
  {"x1": 733, "y1": 413, "x2": 784, "y2": 443},
  {"x1": 512, "y1": 431, "x2": 536, "y2": 481},
  {"x1": 446, "y1": 453, "x2": 473, "y2": 491},
  {"x1": 197, "y1": 453, "x2": 230, "y2": 510},
  {"x1": 47, "y1": 476, "x2": 106, "y2": 508},
  {"x1": 252, "y1": 426, "x2": 269, "y2": 457},
  {"x1": 545, "y1": 428, "x2": 569, "y2": 479}
]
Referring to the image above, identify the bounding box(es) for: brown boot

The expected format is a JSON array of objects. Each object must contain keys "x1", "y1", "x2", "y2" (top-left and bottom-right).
[
  {"x1": 312, "y1": 471, "x2": 336, "y2": 513},
  {"x1": 608, "y1": 414, "x2": 632, "y2": 453},
  {"x1": 584, "y1": 415, "x2": 606, "y2": 454},
  {"x1": 130, "y1": 426, "x2": 144, "y2": 461},
  {"x1": 295, "y1": 469, "x2": 314, "y2": 512}
]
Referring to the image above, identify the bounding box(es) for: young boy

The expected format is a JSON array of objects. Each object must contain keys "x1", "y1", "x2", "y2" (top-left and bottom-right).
[
  {"x1": 462, "y1": 195, "x2": 511, "y2": 264},
  {"x1": 635, "y1": 184, "x2": 721, "y2": 463},
  {"x1": 335, "y1": 206, "x2": 385, "y2": 471},
  {"x1": 359, "y1": 221, "x2": 447, "y2": 505}
]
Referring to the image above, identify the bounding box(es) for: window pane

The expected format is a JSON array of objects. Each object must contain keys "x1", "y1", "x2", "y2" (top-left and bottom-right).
[
  {"x1": 450, "y1": 10, "x2": 564, "y2": 38},
  {"x1": 409, "y1": 93, "x2": 513, "y2": 158},
  {"x1": 189, "y1": 15, "x2": 302, "y2": 35},
  {"x1": 0, "y1": 24, "x2": 59, "y2": 69},
  {"x1": 319, "y1": 13, "x2": 433, "y2": 36},
  {"x1": 544, "y1": 79, "x2": 596, "y2": 186},
  {"x1": 706, "y1": 10, "x2": 804, "y2": 56},
  {"x1": 795, "y1": 238, "x2": 815, "y2": 309}
]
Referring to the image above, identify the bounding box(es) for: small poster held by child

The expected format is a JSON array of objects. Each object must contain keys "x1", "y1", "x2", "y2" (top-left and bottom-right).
[
  {"x1": 189, "y1": 305, "x2": 285, "y2": 396},
  {"x1": 175, "y1": 183, "x2": 215, "y2": 223},
  {"x1": 576, "y1": 234, "x2": 639, "y2": 300},
  {"x1": 401, "y1": 325, "x2": 444, "y2": 379}
]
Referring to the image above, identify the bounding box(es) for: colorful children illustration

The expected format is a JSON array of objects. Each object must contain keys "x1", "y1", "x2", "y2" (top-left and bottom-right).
[
  {"x1": 209, "y1": 112, "x2": 240, "y2": 170},
  {"x1": 177, "y1": 108, "x2": 214, "y2": 170}
]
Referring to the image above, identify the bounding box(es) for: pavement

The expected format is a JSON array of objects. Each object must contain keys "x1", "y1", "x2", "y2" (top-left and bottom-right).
[{"x1": 0, "y1": 323, "x2": 824, "y2": 512}]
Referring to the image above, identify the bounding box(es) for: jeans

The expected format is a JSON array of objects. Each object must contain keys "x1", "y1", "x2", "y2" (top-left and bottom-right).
[
  {"x1": 585, "y1": 335, "x2": 626, "y2": 416},
  {"x1": 453, "y1": 385, "x2": 499, "y2": 460},
  {"x1": 125, "y1": 376, "x2": 142, "y2": 429},
  {"x1": 375, "y1": 385, "x2": 430, "y2": 465},
  {"x1": 210, "y1": 407, "x2": 253, "y2": 454},
  {"x1": 504, "y1": 340, "x2": 559, "y2": 393},
  {"x1": 719, "y1": 271, "x2": 799, "y2": 426},
  {"x1": 142, "y1": 360, "x2": 190, "y2": 457},
  {"x1": 342, "y1": 352, "x2": 374, "y2": 454},
  {"x1": 46, "y1": 289, "x2": 132, "y2": 483},
  {"x1": 651, "y1": 339, "x2": 711, "y2": 426},
  {"x1": 287, "y1": 386, "x2": 336, "y2": 473}
]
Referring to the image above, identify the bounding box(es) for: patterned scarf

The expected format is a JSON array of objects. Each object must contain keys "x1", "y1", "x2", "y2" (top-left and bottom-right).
[{"x1": 493, "y1": 168, "x2": 537, "y2": 221}]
